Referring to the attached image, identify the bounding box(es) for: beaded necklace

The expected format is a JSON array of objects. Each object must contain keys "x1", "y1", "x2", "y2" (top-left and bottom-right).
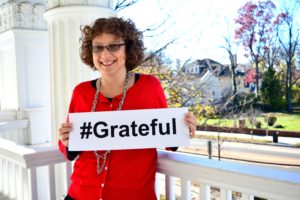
[{"x1": 91, "y1": 72, "x2": 132, "y2": 175}]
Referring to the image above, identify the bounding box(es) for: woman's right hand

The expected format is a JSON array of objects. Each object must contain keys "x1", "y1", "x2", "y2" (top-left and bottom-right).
[{"x1": 59, "y1": 122, "x2": 72, "y2": 147}]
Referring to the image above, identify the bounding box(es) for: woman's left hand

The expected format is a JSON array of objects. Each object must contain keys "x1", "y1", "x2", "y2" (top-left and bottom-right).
[{"x1": 184, "y1": 112, "x2": 197, "y2": 138}]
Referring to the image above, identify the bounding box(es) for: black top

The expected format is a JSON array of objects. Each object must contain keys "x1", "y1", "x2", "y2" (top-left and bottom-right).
[{"x1": 91, "y1": 73, "x2": 140, "y2": 102}]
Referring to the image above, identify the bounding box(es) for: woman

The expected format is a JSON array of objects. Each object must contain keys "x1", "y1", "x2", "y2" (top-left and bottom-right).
[{"x1": 58, "y1": 17, "x2": 197, "y2": 200}]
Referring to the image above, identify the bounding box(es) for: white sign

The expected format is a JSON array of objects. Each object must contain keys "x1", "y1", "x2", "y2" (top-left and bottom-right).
[{"x1": 68, "y1": 108, "x2": 190, "y2": 151}]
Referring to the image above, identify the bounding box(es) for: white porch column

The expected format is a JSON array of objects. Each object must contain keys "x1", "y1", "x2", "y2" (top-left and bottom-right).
[
  {"x1": 0, "y1": 0, "x2": 50, "y2": 145},
  {"x1": 43, "y1": 1, "x2": 116, "y2": 144},
  {"x1": 43, "y1": 2, "x2": 116, "y2": 199}
]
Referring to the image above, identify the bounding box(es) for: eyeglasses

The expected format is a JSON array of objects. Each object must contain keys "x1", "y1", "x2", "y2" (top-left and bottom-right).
[{"x1": 91, "y1": 42, "x2": 126, "y2": 54}]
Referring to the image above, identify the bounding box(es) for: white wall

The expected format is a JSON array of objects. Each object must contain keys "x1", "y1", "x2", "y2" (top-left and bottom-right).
[
  {"x1": 0, "y1": 29, "x2": 51, "y2": 144},
  {"x1": 15, "y1": 29, "x2": 51, "y2": 144},
  {"x1": 0, "y1": 31, "x2": 18, "y2": 110}
]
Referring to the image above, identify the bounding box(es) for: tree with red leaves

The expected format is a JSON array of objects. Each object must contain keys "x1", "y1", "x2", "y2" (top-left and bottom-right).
[{"x1": 234, "y1": 0, "x2": 276, "y2": 95}]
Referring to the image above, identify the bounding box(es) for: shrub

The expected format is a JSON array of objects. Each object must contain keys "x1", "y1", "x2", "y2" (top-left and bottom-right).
[
  {"x1": 265, "y1": 115, "x2": 277, "y2": 126},
  {"x1": 254, "y1": 197, "x2": 267, "y2": 200},
  {"x1": 273, "y1": 124, "x2": 284, "y2": 128},
  {"x1": 254, "y1": 120, "x2": 262, "y2": 128}
]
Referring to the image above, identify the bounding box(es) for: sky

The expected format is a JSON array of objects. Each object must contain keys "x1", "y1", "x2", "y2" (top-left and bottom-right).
[{"x1": 117, "y1": 0, "x2": 285, "y2": 66}]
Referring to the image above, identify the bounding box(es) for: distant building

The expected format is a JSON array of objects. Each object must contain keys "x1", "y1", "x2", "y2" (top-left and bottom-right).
[
  {"x1": 236, "y1": 64, "x2": 247, "y2": 76},
  {"x1": 244, "y1": 68, "x2": 256, "y2": 88},
  {"x1": 184, "y1": 58, "x2": 230, "y2": 77},
  {"x1": 243, "y1": 68, "x2": 264, "y2": 93},
  {"x1": 182, "y1": 59, "x2": 232, "y2": 105}
]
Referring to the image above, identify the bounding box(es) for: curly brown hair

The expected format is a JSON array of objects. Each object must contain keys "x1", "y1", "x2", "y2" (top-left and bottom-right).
[{"x1": 80, "y1": 17, "x2": 145, "y2": 71}]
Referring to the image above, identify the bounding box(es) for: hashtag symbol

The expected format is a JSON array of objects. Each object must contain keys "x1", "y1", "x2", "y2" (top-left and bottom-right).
[{"x1": 80, "y1": 122, "x2": 93, "y2": 139}]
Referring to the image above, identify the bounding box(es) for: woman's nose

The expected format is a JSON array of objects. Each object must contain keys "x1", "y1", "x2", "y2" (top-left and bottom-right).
[{"x1": 100, "y1": 47, "x2": 112, "y2": 58}]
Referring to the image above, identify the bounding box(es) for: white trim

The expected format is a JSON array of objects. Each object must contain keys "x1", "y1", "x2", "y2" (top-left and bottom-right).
[
  {"x1": 0, "y1": 110, "x2": 17, "y2": 120},
  {"x1": 44, "y1": 5, "x2": 116, "y2": 21},
  {"x1": 0, "y1": 120, "x2": 28, "y2": 132},
  {"x1": 11, "y1": 29, "x2": 48, "y2": 37},
  {"x1": 0, "y1": 30, "x2": 15, "y2": 43}
]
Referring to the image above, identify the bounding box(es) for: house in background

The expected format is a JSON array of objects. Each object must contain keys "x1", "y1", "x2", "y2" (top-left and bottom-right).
[
  {"x1": 184, "y1": 58, "x2": 229, "y2": 77},
  {"x1": 183, "y1": 59, "x2": 232, "y2": 105},
  {"x1": 243, "y1": 68, "x2": 256, "y2": 92}
]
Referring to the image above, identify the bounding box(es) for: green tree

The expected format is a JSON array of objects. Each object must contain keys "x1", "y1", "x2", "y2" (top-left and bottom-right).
[{"x1": 260, "y1": 67, "x2": 282, "y2": 110}]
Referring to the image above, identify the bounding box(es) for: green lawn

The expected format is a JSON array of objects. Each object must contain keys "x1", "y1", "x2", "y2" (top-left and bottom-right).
[{"x1": 200, "y1": 113, "x2": 300, "y2": 132}]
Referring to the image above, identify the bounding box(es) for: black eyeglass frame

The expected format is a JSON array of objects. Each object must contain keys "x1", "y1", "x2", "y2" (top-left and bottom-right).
[{"x1": 90, "y1": 42, "x2": 126, "y2": 54}]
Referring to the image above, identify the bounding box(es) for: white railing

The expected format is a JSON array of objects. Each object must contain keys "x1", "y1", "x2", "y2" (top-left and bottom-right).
[
  {"x1": 0, "y1": 120, "x2": 28, "y2": 132},
  {"x1": 0, "y1": 110, "x2": 17, "y2": 121},
  {"x1": 0, "y1": 139, "x2": 300, "y2": 200},
  {"x1": 0, "y1": 110, "x2": 29, "y2": 144},
  {"x1": 157, "y1": 151, "x2": 300, "y2": 200},
  {"x1": 0, "y1": 138, "x2": 71, "y2": 200}
]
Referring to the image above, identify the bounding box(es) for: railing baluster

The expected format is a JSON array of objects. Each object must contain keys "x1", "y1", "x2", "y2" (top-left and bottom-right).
[
  {"x1": 7, "y1": 161, "x2": 11, "y2": 198},
  {"x1": 49, "y1": 164, "x2": 56, "y2": 200},
  {"x1": 181, "y1": 178, "x2": 191, "y2": 200},
  {"x1": 8, "y1": 161, "x2": 16, "y2": 199},
  {"x1": 66, "y1": 161, "x2": 72, "y2": 188},
  {"x1": 2, "y1": 159, "x2": 8, "y2": 196},
  {"x1": 0, "y1": 158, "x2": 3, "y2": 193},
  {"x1": 199, "y1": 183, "x2": 210, "y2": 200},
  {"x1": 22, "y1": 167, "x2": 29, "y2": 200},
  {"x1": 15, "y1": 164, "x2": 23, "y2": 200},
  {"x1": 155, "y1": 173, "x2": 162, "y2": 200},
  {"x1": 166, "y1": 175, "x2": 175, "y2": 200},
  {"x1": 28, "y1": 167, "x2": 38, "y2": 200},
  {"x1": 220, "y1": 188, "x2": 232, "y2": 200}
]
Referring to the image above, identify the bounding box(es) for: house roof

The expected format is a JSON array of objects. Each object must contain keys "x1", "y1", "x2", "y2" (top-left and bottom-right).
[{"x1": 184, "y1": 58, "x2": 231, "y2": 77}]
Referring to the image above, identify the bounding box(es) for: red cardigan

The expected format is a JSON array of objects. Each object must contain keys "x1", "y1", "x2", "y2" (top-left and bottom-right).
[{"x1": 59, "y1": 74, "x2": 168, "y2": 200}]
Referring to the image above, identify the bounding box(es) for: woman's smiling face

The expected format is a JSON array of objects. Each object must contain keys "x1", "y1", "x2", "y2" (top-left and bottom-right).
[{"x1": 92, "y1": 33, "x2": 126, "y2": 77}]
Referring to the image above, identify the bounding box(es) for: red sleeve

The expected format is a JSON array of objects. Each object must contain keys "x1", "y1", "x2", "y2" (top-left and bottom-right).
[{"x1": 58, "y1": 88, "x2": 81, "y2": 160}]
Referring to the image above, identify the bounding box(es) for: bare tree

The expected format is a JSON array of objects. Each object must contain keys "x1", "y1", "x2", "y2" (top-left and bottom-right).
[
  {"x1": 263, "y1": 32, "x2": 281, "y2": 69},
  {"x1": 115, "y1": 0, "x2": 205, "y2": 65},
  {"x1": 114, "y1": 0, "x2": 139, "y2": 12},
  {"x1": 274, "y1": 2, "x2": 300, "y2": 112},
  {"x1": 222, "y1": 37, "x2": 238, "y2": 108}
]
